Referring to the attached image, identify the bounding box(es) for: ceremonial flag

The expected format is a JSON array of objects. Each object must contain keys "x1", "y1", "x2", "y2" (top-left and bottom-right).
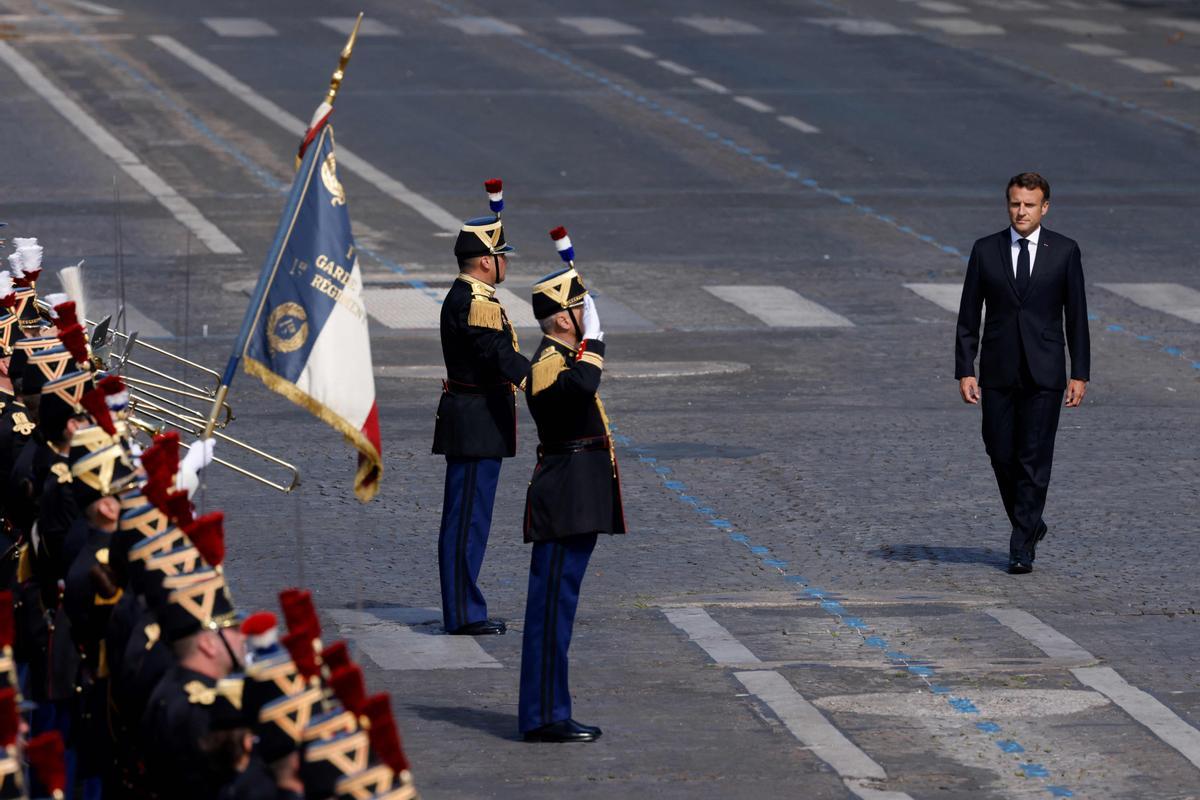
[{"x1": 234, "y1": 122, "x2": 381, "y2": 501}]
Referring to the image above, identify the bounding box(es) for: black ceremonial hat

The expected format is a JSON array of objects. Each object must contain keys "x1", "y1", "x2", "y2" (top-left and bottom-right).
[
  {"x1": 531, "y1": 268, "x2": 588, "y2": 320},
  {"x1": 453, "y1": 216, "x2": 514, "y2": 260}
]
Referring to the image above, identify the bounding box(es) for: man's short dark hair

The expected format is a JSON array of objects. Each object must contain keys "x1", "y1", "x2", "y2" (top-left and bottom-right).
[{"x1": 1006, "y1": 172, "x2": 1050, "y2": 201}]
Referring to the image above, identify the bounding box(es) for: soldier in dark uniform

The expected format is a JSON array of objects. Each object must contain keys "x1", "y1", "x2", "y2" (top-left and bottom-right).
[
  {"x1": 432, "y1": 179, "x2": 530, "y2": 636},
  {"x1": 518, "y1": 230, "x2": 624, "y2": 743}
]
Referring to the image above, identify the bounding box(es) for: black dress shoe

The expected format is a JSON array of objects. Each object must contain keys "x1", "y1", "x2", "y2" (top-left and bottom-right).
[
  {"x1": 523, "y1": 718, "x2": 602, "y2": 743},
  {"x1": 448, "y1": 619, "x2": 506, "y2": 636},
  {"x1": 1007, "y1": 560, "x2": 1033, "y2": 575}
]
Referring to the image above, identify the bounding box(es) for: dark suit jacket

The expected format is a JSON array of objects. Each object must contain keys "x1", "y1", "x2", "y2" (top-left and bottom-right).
[{"x1": 955, "y1": 227, "x2": 1090, "y2": 390}]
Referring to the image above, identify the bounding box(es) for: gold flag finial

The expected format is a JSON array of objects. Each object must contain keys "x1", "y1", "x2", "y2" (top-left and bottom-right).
[{"x1": 324, "y1": 12, "x2": 364, "y2": 108}]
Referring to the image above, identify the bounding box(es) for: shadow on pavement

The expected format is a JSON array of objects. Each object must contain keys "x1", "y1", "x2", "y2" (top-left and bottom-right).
[
  {"x1": 405, "y1": 704, "x2": 519, "y2": 740},
  {"x1": 872, "y1": 544, "x2": 1009, "y2": 570}
]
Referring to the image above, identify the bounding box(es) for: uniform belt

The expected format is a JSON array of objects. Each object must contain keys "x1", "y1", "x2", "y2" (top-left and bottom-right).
[
  {"x1": 443, "y1": 379, "x2": 512, "y2": 396},
  {"x1": 539, "y1": 435, "x2": 610, "y2": 456}
]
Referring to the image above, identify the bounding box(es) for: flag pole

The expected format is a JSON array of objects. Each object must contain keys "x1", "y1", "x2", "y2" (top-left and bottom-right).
[{"x1": 201, "y1": 12, "x2": 365, "y2": 439}]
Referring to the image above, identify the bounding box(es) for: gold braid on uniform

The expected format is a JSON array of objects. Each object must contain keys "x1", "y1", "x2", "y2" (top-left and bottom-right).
[
  {"x1": 467, "y1": 294, "x2": 503, "y2": 330},
  {"x1": 531, "y1": 348, "x2": 567, "y2": 396},
  {"x1": 594, "y1": 395, "x2": 617, "y2": 477}
]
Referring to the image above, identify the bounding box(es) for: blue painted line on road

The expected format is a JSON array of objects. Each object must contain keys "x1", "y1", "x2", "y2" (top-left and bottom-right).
[
  {"x1": 948, "y1": 697, "x2": 979, "y2": 714},
  {"x1": 997, "y1": 740, "x2": 1025, "y2": 754},
  {"x1": 710, "y1": 519, "x2": 733, "y2": 528},
  {"x1": 1021, "y1": 764, "x2": 1051, "y2": 778},
  {"x1": 908, "y1": 666, "x2": 935, "y2": 677},
  {"x1": 749, "y1": 545, "x2": 770, "y2": 555},
  {"x1": 31, "y1": 0, "x2": 441, "y2": 300},
  {"x1": 654, "y1": 466, "x2": 673, "y2": 474},
  {"x1": 664, "y1": 481, "x2": 686, "y2": 490},
  {"x1": 729, "y1": 533, "x2": 749, "y2": 543},
  {"x1": 976, "y1": 721, "x2": 1002, "y2": 734},
  {"x1": 1047, "y1": 787, "x2": 1074, "y2": 798},
  {"x1": 864, "y1": 636, "x2": 888, "y2": 649}
]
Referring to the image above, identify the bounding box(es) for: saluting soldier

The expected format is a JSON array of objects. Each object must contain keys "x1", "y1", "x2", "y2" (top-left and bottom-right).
[
  {"x1": 432, "y1": 179, "x2": 529, "y2": 636},
  {"x1": 518, "y1": 228, "x2": 624, "y2": 743}
]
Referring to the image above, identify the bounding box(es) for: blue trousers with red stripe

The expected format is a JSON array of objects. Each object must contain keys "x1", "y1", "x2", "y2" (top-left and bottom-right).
[
  {"x1": 518, "y1": 534, "x2": 598, "y2": 733},
  {"x1": 438, "y1": 457, "x2": 502, "y2": 632}
]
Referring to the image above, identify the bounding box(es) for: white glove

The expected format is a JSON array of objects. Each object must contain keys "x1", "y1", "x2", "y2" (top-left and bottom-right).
[
  {"x1": 177, "y1": 438, "x2": 216, "y2": 498},
  {"x1": 581, "y1": 295, "x2": 603, "y2": 342}
]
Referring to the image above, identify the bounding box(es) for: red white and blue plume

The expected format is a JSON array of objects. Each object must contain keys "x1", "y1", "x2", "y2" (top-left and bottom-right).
[
  {"x1": 549, "y1": 226, "x2": 574, "y2": 265},
  {"x1": 484, "y1": 178, "x2": 504, "y2": 215}
]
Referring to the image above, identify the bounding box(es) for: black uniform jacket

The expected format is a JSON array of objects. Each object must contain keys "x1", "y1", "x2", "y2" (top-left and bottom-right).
[
  {"x1": 523, "y1": 336, "x2": 625, "y2": 543},
  {"x1": 956, "y1": 227, "x2": 1090, "y2": 391},
  {"x1": 433, "y1": 274, "x2": 531, "y2": 459}
]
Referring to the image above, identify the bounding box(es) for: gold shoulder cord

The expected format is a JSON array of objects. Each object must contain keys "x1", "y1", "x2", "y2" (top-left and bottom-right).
[
  {"x1": 594, "y1": 395, "x2": 616, "y2": 478},
  {"x1": 466, "y1": 295, "x2": 502, "y2": 330},
  {"x1": 531, "y1": 348, "x2": 567, "y2": 396}
]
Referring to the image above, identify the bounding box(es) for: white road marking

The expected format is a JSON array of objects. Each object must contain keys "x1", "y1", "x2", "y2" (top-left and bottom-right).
[
  {"x1": 915, "y1": 18, "x2": 1005, "y2": 34},
  {"x1": 904, "y1": 283, "x2": 962, "y2": 313},
  {"x1": 327, "y1": 608, "x2": 501, "y2": 670},
  {"x1": 203, "y1": 17, "x2": 278, "y2": 37},
  {"x1": 692, "y1": 76, "x2": 730, "y2": 94},
  {"x1": 663, "y1": 607, "x2": 761, "y2": 665},
  {"x1": 63, "y1": 0, "x2": 120, "y2": 15},
  {"x1": 807, "y1": 18, "x2": 909, "y2": 35},
  {"x1": 1096, "y1": 283, "x2": 1200, "y2": 324},
  {"x1": 917, "y1": 1, "x2": 969, "y2": 12},
  {"x1": 91, "y1": 300, "x2": 173, "y2": 338},
  {"x1": 705, "y1": 285, "x2": 854, "y2": 327},
  {"x1": 1116, "y1": 57, "x2": 1175, "y2": 74},
  {"x1": 376, "y1": 361, "x2": 748, "y2": 380},
  {"x1": 988, "y1": 608, "x2": 1200, "y2": 770},
  {"x1": 1168, "y1": 75, "x2": 1200, "y2": 90},
  {"x1": 622, "y1": 44, "x2": 655, "y2": 59},
  {"x1": 734, "y1": 671, "x2": 899, "y2": 786},
  {"x1": 1150, "y1": 18, "x2": 1200, "y2": 35},
  {"x1": 151, "y1": 36, "x2": 462, "y2": 233},
  {"x1": 558, "y1": 16, "x2": 642, "y2": 36},
  {"x1": 364, "y1": 286, "x2": 537, "y2": 329},
  {"x1": 1057, "y1": 0, "x2": 1121, "y2": 9},
  {"x1": 778, "y1": 114, "x2": 821, "y2": 133},
  {"x1": 7, "y1": 33, "x2": 132, "y2": 42},
  {"x1": 1032, "y1": 18, "x2": 1126, "y2": 34},
  {"x1": 656, "y1": 59, "x2": 695, "y2": 76},
  {"x1": 973, "y1": 0, "x2": 1049, "y2": 9},
  {"x1": 677, "y1": 16, "x2": 763, "y2": 35},
  {"x1": 1066, "y1": 42, "x2": 1125, "y2": 56},
  {"x1": 734, "y1": 95, "x2": 773, "y2": 113},
  {"x1": 318, "y1": 17, "x2": 398, "y2": 36},
  {"x1": 0, "y1": 42, "x2": 240, "y2": 255},
  {"x1": 441, "y1": 16, "x2": 525, "y2": 36}
]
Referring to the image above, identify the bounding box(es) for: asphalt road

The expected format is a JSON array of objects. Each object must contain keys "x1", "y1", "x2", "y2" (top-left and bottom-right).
[{"x1": 2, "y1": 0, "x2": 1200, "y2": 797}]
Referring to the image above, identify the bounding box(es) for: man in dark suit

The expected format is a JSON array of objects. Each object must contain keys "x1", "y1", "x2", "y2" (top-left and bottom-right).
[
  {"x1": 432, "y1": 180, "x2": 530, "y2": 635},
  {"x1": 955, "y1": 172, "x2": 1090, "y2": 574}
]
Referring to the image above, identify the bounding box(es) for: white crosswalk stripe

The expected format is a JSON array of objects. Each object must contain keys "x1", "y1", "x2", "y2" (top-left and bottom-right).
[
  {"x1": 915, "y1": 18, "x2": 1005, "y2": 34},
  {"x1": 1168, "y1": 76, "x2": 1200, "y2": 90},
  {"x1": 1151, "y1": 18, "x2": 1200, "y2": 35},
  {"x1": 916, "y1": 1, "x2": 969, "y2": 12},
  {"x1": 704, "y1": 286, "x2": 854, "y2": 327},
  {"x1": 904, "y1": 283, "x2": 962, "y2": 313},
  {"x1": 778, "y1": 115, "x2": 821, "y2": 133},
  {"x1": 364, "y1": 286, "x2": 538, "y2": 329},
  {"x1": 558, "y1": 16, "x2": 642, "y2": 36},
  {"x1": 1032, "y1": 18, "x2": 1126, "y2": 34},
  {"x1": 807, "y1": 18, "x2": 909, "y2": 36},
  {"x1": 973, "y1": 0, "x2": 1049, "y2": 9},
  {"x1": 203, "y1": 18, "x2": 277, "y2": 38},
  {"x1": 441, "y1": 16, "x2": 525, "y2": 36},
  {"x1": 1096, "y1": 283, "x2": 1200, "y2": 324},
  {"x1": 733, "y1": 96, "x2": 773, "y2": 113},
  {"x1": 677, "y1": 16, "x2": 763, "y2": 35},
  {"x1": 1066, "y1": 42, "x2": 1125, "y2": 56},
  {"x1": 317, "y1": 17, "x2": 398, "y2": 36},
  {"x1": 1116, "y1": 58, "x2": 1174, "y2": 74},
  {"x1": 327, "y1": 608, "x2": 501, "y2": 670}
]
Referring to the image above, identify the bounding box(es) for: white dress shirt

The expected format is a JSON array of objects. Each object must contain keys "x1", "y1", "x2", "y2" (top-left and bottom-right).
[{"x1": 1010, "y1": 226, "x2": 1041, "y2": 278}]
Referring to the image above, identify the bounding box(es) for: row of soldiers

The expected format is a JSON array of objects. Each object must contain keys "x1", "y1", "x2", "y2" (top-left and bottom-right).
[{"x1": 0, "y1": 232, "x2": 415, "y2": 799}]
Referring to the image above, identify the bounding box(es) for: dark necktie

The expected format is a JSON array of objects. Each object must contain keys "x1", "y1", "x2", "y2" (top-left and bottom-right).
[{"x1": 1016, "y1": 238, "x2": 1031, "y2": 297}]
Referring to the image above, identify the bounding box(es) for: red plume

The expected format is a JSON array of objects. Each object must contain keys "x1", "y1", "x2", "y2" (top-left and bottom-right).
[
  {"x1": 483, "y1": 178, "x2": 502, "y2": 194},
  {"x1": 163, "y1": 490, "x2": 194, "y2": 527},
  {"x1": 80, "y1": 387, "x2": 117, "y2": 435},
  {"x1": 141, "y1": 432, "x2": 180, "y2": 479},
  {"x1": 281, "y1": 629, "x2": 319, "y2": 679},
  {"x1": 182, "y1": 512, "x2": 224, "y2": 568},
  {"x1": 329, "y1": 664, "x2": 367, "y2": 715},
  {"x1": 364, "y1": 693, "x2": 409, "y2": 773},
  {"x1": 26, "y1": 731, "x2": 67, "y2": 794},
  {"x1": 0, "y1": 687, "x2": 17, "y2": 747},
  {"x1": 53, "y1": 301, "x2": 77, "y2": 329},
  {"x1": 98, "y1": 374, "x2": 125, "y2": 395},
  {"x1": 0, "y1": 590, "x2": 13, "y2": 651},
  {"x1": 279, "y1": 588, "x2": 321, "y2": 641},
  {"x1": 320, "y1": 640, "x2": 350, "y2": 673},
  {"x1": 58, "y1": 322, "x2": 89, "y2": 364}
]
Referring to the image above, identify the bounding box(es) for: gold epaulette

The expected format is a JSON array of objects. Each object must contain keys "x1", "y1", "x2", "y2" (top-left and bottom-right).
[
  {"x1": 467, "y1": 296, "x2": 503, "y2": 330},
  {"x1": 578, "y1": 351, "x2": 604, "y2": 369},
  {"x1": 531, "y1": 348, "x2": 567, "y2": 396}
]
